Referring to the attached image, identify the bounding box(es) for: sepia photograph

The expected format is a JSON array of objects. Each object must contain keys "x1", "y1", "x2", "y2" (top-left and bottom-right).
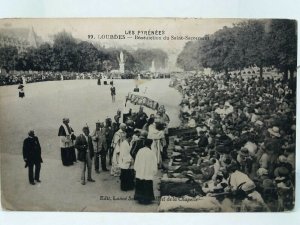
[{"x1": 0, "y1": 18, "x2": 297, "y2": 212}]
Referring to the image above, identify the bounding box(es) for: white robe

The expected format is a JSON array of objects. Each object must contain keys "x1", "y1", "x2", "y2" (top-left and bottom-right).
[
  {"x1": 59, "y1": 124, "x2": 74, "y2": 148},
  {"x1": 148, "y1": 124, "x2": 165, "y2": 165},
  {"x1": 119, "y1": 140, "x2": 133, "y2": 169},
  {"x1": 111, "y1": 129, "x2": 126, "y2": 176},
  {"x1": 228, "y1": 170, "x2": 255, "y2": 191},
  {"x1": 134, "y1": 147, "x2": 157, "y2": 180}
]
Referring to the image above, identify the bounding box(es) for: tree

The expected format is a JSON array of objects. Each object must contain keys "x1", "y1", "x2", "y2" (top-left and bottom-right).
[
  {"x1": 178, "y1": 19, "x2": 294, "y2": 81},
  {"x1": 75, "y1": 41, "x2": 99, "y2": 72},
  {"x1": 122, "y1": 50, "x2": 137, "y2": 72},
  {"x1": 177, "y1": 41, "x2": 204, "y2": 71},
  {"x1": 17, "y1": 43, "x2": 55, "y2": 71},
  {"x1": 234, "y1": 20, "x2": 271, "y2": 78},
  {"x1": 102, "y1": 60, "x2": 112, "y2": 73},
  {"x1": 102, "y1": 47, "x2": 120, "y2": 71},
  {"x1": 132, "y1": 48, "x2": 153, "y2": 71},
  {"x1": 35, "y1": 43, "x2": 55, "y2": 71},
  {"x1": 0, "y1": 46, "x2": 18, "y2": 72},
  {"x1": 53, "y1": 31, "x2": 78, "y2": 71},
  {"x1": 200, "y1": 26, "x2": 238, "y2": 76},
  {"x1": 267, "y1": 20, "x2": 297, "y2": 85}
]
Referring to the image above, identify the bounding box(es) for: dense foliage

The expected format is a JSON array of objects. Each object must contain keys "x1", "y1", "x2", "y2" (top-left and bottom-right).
[
  {"x1": 177, "y1": 19, "x2": 297, "y2": 80},
  {"x1": 0, "y1": 31, "x2": 168, "y2": 73}
]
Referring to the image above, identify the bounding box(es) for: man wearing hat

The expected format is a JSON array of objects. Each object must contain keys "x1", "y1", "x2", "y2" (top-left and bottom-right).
[
  {"x1": 237, "y1": 147, "x2": 253, "y2": 174},
  {"x1": 110, "y1": 83, "x2": 116, "y2": 102},
  {"x1": 18, "y1": 83, "x2": 25, "y2": 98},
  {"x1": 227, "y1": 162, "x2": 255, "y2": 195},
  {"x1": 186, "y1": 170, "x2": 197, "y2": 184},
  {"x1": 91, "y1": 122, "x2": 108, "y2": 173},
  {"x1": 274, "y1": 155, "x2": 293, "y2": 174},
  {"x1": 196, "y1": 125, "x2": 209, "y2": 150},
  {"x1": 267, "y1": 126, "x2": 281, "y2": 139},
  {"x1": 23, "y1": 130, "x2": 43, "y2": 185},
  {"x1": 112, "y1": 114, "x2": 121, "y2": 135},
  {"x1": 214, "y1": 102, "x2": 227, "y2": 120},
  {"x1": 275, "y1": 172, "x2": 294, "y2": 211},
  {"x1": 240, "y1": 182, "x2": 269, "y2": 212},
  {"x1": 75, "y1": 126, "x2": 95, "y2": 185},
  {"x1": 104, "y1": 117, "x2": 114, "y2": 162},
  {"x1": 135, "y1": 106, "x2": 148, "y2": 129},
  {"x1": 224, "y1": 101, "x2": 234, "y2": 115}
]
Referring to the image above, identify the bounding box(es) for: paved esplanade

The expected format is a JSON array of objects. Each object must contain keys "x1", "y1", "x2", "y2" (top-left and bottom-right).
[{"x1": 0, "y1": 79, "x2": 181, "y2": 211}]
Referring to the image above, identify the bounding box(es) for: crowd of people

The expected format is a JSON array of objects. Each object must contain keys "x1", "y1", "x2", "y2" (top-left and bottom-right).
[
  {"x1": 168, "y1": 74, "x2": 296, "y2": 211},
  {"x1": 53, "y1": 105, "x2": 170, "y2": 204},
  {"x1": 1, "y1": 71, "x2": 104, "y2": 86},
  {"x1": 0, "y1": 70, "x2": 171, "y2": 86},
  {"x1": 21, "y1": 71, "x2": 296, "y2": 211}
]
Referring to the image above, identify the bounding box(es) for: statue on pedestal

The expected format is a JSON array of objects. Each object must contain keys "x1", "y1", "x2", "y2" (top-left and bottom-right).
[
  {"x1": 119, "y1": 51, "x2": 125, "y2": 73},
  {"x1": 150, "y1": 60, "x2": 155, "y2": 73}
]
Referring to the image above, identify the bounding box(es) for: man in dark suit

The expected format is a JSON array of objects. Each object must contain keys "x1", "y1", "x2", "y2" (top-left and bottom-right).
[
  {"x1": 75, "y1": 126, "x2": 95, "y2": 185},
  {"x1": 23, "y1": 130, "x2": 43, "y2": 185},
  {"x1": 110, "y1": 84, "x2": 116, "y2": 102},
  {"x1": 134, "y1": 107, "x2": 148, "y2": 129},
  {"x1": 91, "y1": 122, "x2": 108, "y2": 173}
]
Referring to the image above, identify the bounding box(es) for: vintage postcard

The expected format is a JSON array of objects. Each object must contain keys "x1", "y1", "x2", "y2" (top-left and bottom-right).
[{"x1": 0, "y1": 18, "x2": 296, "y2": 212}]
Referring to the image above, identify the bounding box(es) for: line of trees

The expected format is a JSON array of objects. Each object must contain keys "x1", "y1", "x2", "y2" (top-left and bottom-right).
[
  {"x1": 0, "y1": 31, "x2": 168, "y2": 73},
  {"x1": 177, "y1": 19, "x2": 297, "y2": 82}
]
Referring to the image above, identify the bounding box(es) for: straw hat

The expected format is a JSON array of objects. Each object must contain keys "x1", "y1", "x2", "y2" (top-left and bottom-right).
[
  {"x1": 275, "y1": 176, "x2": 286, "y2": 182},
  {"x1": 255, "y1": 120, "x2": 264, "y2": 126},
  {"x1": 186, "y1": 170, "x2": 195, "y2": 178},
  {"x1": 239, "y1": 147, "x2": 249, "y2": 157},
  {"x1": 224, "y1": 101, "x2": 231, "y2": 107},
  {"x1": 278, "y1": 155, "x2": 288, "y2": 163},
  {"x1": 188, "y1": 118, "x2": 196, "y2": 128},
  {"x1": 257, "y1": 168, "x2": 268, "y2": 177},
  {"x1": 268, "y1": 126, "x2": 281, "y2": 137}
]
